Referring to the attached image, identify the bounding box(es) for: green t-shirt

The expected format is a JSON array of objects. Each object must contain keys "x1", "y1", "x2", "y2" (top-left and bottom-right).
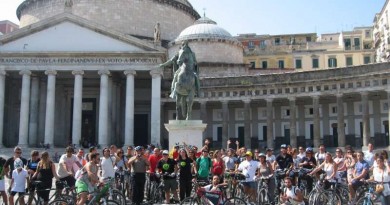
[{"x1": 196, "y1": 157, "x2": 211, "y2": 178}]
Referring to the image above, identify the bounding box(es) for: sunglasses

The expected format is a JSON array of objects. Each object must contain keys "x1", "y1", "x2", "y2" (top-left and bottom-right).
[{"x1": 15, "y1": 151, "x2": 22, "y2": 154}]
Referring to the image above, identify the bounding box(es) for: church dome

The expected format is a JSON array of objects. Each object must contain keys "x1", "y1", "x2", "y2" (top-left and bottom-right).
[
  {"x1": 16, "y1": 0, "x2": 200, "y2": 41},
  {"x1": 169, "y1": 15, "x2": 243, "y2": 64},
  {"x1": 175, "y1": 15, "x2": 238, "y2": 43}
]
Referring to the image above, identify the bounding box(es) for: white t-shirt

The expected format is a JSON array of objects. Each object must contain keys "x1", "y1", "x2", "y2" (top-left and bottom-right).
[
  {"x1": 266, "y1": 155, "x2": 276, "y2": 164},
  {"x1": 364, "y1": 151, "x2": 375, "y2": 167},
  {"x1": 100, "y1": 156, "x2": 116, "y2": 180},
  {"x1": 284, "y1": 186, "x2": 305, "y2": 205},
  {"x1": 373, "y1": 167, "x2": 390, "y2": 196},
  {"x1": 237, "y1": 160, "x2": 259, "y2": 182},
  {"x1": 315, "y1": 152, "x2": 326, "y2": 164},
  {"x1": 12, "y1": 169, "x2": 28, "y2": 192},
  {"x1": 57, "y1": 154, "x2": 79, "y2": 178}
]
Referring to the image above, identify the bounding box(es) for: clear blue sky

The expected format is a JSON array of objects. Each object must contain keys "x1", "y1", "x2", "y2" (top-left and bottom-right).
[{"x1": 0, "y1": 0, "x2": 386, "y2": 36}]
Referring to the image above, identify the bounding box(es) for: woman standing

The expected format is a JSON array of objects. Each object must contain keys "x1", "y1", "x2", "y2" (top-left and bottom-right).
[
  {"x1": 177, "y1": 149, "x2": 194, "y2": 201},
  {"x1": 334, "y1": 148, "x2": 346, "y2": 183},
  {"x1": 309, "y1": 152, "x2": 337, "y2": 188},
  {"x1": 32, "y1": 152, "x2": 59, "y2": 205},
  {"x1": 345, "y1": 149, "x2": 357, "y2": 183},
  {"x1": 211, "y1": 150, "x2": 225, "y2": 182},
  {"x1": 369, "y1": 156, "x2": 390, "y2": 205},
  {"x1": 258, "y1": 153, "x2": 274, "y2": 203}
]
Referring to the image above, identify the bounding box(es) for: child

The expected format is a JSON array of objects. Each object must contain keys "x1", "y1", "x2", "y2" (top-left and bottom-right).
[{"x1": 9, "y1": 158, "x2": 29, "y2": 205}]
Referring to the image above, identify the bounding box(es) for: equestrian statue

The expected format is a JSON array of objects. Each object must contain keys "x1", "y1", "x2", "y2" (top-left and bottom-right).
[{"x1": 160, "y1": 41, "x2": 200, "y2": 120}]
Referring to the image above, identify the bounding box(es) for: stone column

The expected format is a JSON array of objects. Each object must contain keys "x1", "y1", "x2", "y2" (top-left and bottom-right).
[
  {"x1": 266, "y1": 99, "x2": 274, "y2": 149},
  {"x1": 336, "y1": 93, "x2": 346, "y2": 147},
  {"x1": 222, "y1": 101, "x2": 229, "y2": 149},
  {"x1": 150, "y1": 69, "x2": 162, "y2": 146},
  {"x1": 71, "y1": 70, "x2": 84, "y2": 145},
  {"x1": 388, "y1": 90, "x2": 390, "y2": 148},
  {"x1": 0, "y1": 70, "x2": 6, "y2": 147},
  {"x1": 124, "y1": 70, "x2": 136, "y2": 146},
  {"x1": 200, "y1": 100, "x2": 207, "y2": 141},
  {"x1": 98, "y1": 70, "x2": 110, "y2": 147},
  {"x1": 362, "y1": 91, "x2": 370, "y2": 147},
  {"x1": 289, "y1": 97, "x2": 297, "y2": 148},
  {"x1": 243, "y1": 99, "x2": 251, "y2": 148},
  {"x1": 313, "y1": 95, "x2": 321, "y2": 148},
  {"x1": 28, "y1": 76, "x2": 40, "y2": 146},
  {"x1": 18, "y1": 70, "x2": 32, "y2": 147},
  {"x1": 44, "y1": 70, "x2": 57, "y2": 146}
]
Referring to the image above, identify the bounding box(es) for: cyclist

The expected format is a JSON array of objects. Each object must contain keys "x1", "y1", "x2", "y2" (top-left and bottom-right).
[
  {"x1": 280, "y1": 177, "x2": 305, "y2": 205},
  {"x1": 265, "y1": 148, "x2": 276, "y2": 165},
  {"x1": 157, "y1": 150, "x2": 179, "y2": 204},
  {"x1": 114, "y1": 148, "x2": 128, "y2": 189},
  {"x1": 237, "y1": 151, "x2": 259, "y2": 204},
  {"x1": 334, "y1": 148, "x2": 347, "y2": 183},
  {"x1": 297, "y1": 147, "x2": 306, "y2": 159},
  {"x1": 4, "y1": 147, "x2": 27, "y2": 194},
  {"x1": 298, "y1": 147, "x2": 316, "y2": 192},
  {"x1": 309, "y1": 152, "x2": 337, "y2": 189},
  {"x1": 9, "y1": 158, "x2": 29, "y2": 205},
  {"x1": 0, "y1": 155, "x2": 7, "y2": 205},
  {"x1": 202, "y1": 175, "x2": 228, "y2": 205},
  {"x1": 177, "y1": 148, "x2": 194, "y2": 201},
  {"x1": 211, "y1": 150, "x2": 225, "y2": 182},
  {"x1": 364, "y1": 143, "x2": 375, "y2": 167},
  {"x1": 195, "y1": 149, "x2": 212, "y2": 181},
  {"x1": 75, "y1": 152, "x2": 100, "y2": 205},
  {"x1": 258, "y1": 153, "x2": 275, "y2": 203},
  {"x1": 100, "y1": 147, "x2": 119, "y2": 182},
  {"x1": 26, "y1": 150, "x2": 40, "y2": 194},
  {"x1": 275, "y1": 144, "x2": 293, "y2": 190},
  {"x1": 348, "y1": 151, "x2": 369, "y2": 204},
  {"x1": 223, "y1": 148, "x2": 237, "y2": 172},
  {"x1": 368, "y1": 155, "x2": 390, "y2": 205},
  {"x1": 57, "y1": 146, "x2": 82, "y2": 190},
  {"x1": 128, "y1": 146, "x2": 150, "y2": 205},
  {"x1": 315, "y1": 144, "x2": 326, "y2": 165}
]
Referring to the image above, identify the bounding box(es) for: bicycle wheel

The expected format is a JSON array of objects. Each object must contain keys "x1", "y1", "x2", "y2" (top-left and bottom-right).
[
  {"x1": 180, "y1": 197, "x2": 201, "y2": 205},
  {"x1": 15, "y1": 193, "x2": 38, "y2": 205},
  {"x1": 55, "y1": 194, "x2": 75, "y2": 205},
  {"x1": 257, "y1": 189, "x2": 270, "y2": 205},
  {"x1": 49, "y1": 199, "x2": 69, "y2": 205},
  {"x1": 223, "y1": 197, "x2": 247, "y2": 205},
  {"x1": 307, "y1": 189, "x2": 319, "y2": 205},
  {"x1": 355, "y1": 196, "x2": 373, "y2": 205},
  {"x1": 102, "y1": 199, "x2": 120, "y2": 205},
  {"x1": 106, "y1": 189, "x2": 126, "y2": 205},
  {"x1": 315, "y1": 191, "x2": 342, "y2": 205}
]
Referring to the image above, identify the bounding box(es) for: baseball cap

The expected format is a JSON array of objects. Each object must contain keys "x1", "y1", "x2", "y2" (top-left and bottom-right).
[
  {"x1": 258, "y1": 153, "x2": 266, "y2": 158},
  {"x1": 162, "y1": 150, "x2": 169, "y2": 155},
  {"x1": 245, "y1": 151, "x2": 253, "y2": 157},
  {"x1": 280, "y1": 144, "x2": 287, "y2": 149}
]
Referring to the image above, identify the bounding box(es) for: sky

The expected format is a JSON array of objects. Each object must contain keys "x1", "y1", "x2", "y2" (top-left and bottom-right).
[{"x1": 0, "y1": 0, "x2": 386, "y2": 36}]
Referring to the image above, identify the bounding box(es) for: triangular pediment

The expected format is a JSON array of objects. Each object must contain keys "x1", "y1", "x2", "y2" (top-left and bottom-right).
[{"x1": 0, "y1": 13, "x2": 165, "y2": 53}]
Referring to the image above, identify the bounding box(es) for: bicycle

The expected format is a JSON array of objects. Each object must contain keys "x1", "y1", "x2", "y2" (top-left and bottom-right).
[
  {"x1": 146, "y1": 172, "x2": 164, "y2": 204},
  {"x1": 180, "y1": 180, "x2": 246, "y2": 205},
  {"x1": 355, "y1": 181, "x2": 389, "y2": 205},
  {"x1": 256, "y1": 176, "x2": 272, "y2": 205},
  {"x1": 314, "y1": 180, "x2": 343, "y2": 205},
  {"x1": 102, "y1": 178, "x2": 126, "y2": 205},
  {"x1": 15, "y1": 180, "x2": 75, "y2": 205},
  {"x1": 49, "y1": 180, "x2": 119, "y2": 205}
]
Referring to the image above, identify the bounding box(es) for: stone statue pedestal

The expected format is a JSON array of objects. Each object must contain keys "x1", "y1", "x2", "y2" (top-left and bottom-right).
[{"x1": 164, "y1": 120, "x2": 207, "y2": 150}]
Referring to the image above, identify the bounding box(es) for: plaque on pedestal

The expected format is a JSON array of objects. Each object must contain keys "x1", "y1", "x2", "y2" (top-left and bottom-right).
[{"x1": 164, "y1": 120, "x2": 207, "y2": 150}]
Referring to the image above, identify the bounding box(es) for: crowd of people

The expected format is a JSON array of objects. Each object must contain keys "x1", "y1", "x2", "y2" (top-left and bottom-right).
[{"x1": 0, "y1": 140, "x2": 389, "y2": 205}]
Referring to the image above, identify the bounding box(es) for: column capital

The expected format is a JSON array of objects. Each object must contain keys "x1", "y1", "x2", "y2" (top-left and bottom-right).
[
  {"x1": 124, "y1": 70, "x2": 136, "y2": 76},
  {"x1": 72, "y1": 70, "x2": 84, "y2": 76},
  {"x1": 0, "y1": 70, "x2": 6, "y2": 76},
  {"x1": 361, "y1": 91, "x2": 369, "y2": 97},
  {"x1": 98, "y1": 70, "x2": 110, "y2": 76},
  {"x1": 266, "y1": 98, "x2": 273, "y2": 103},
  {"x1": 336, "y1": 93, "x2": 343, "y2": 98},
  {"x1": 45, "y1": 70, "x2": 57, "y2": 76},
  {"x1": 221, "y1": 100, "x2": 229, "y2": 105},
  {"x1": 150, "y1": 69, "x2": 163, "y2": 78},
  {"x1": 288, "y1": 96, "x2": 296, "y2": 101},
  {"x1": 19, "y1": 70, "x2": 31, "y2": 76},
  {"x1": 312, "y1": 95, "x2": 320, "y2": 100},
  {"x1": 242, "y1": 98, "x2": 251, "y2": 104}
]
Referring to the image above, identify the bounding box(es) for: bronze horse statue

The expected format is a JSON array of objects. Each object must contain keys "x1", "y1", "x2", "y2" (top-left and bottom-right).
[{"x1": 170, "y1": 43, "x2": 197, "y2": 120}]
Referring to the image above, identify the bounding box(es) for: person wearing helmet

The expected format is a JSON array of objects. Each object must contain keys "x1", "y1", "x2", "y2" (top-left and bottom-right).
[
  {"x1": 298, "y1": 147, "x2": 317, "y2": 192},
  {"x1": 258, "y1": 152, "x2": 275, "y2": 203},
  {"x1": 4, "y1": 147, "x2": 27, "y2": 195},
  {"x1": 9, "y1": 158, "x2": 29, "y2": 205},
  {"x1": 128, "y1": 146, "x2": 150, "y2": 205},
  {"x1": 56, "y1": 146, "x2": 82, "y2": 190}
]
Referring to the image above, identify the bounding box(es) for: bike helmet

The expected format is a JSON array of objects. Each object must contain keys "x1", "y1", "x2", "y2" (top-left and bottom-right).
[
  {"x1": 306, "y1": 147, "x2": 313, "y2": 153},
  {"x1": 258, "y1": 153, "x2": 266, "y2": 158},
  {"x1": 14, "y1": 158, "x2": 23, "y2": 169},
  {"x1": 135, "y1": 146, "x2": 142, "y2": 151}
]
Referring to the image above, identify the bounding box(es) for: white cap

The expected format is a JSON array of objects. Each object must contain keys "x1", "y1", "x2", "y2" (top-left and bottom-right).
[{"x1": 162, "y1": 150, "x2": 169, "y2": 155}]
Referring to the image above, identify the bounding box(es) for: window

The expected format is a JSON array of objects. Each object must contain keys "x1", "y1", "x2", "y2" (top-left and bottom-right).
[
  {"x1": 312, "y1": 58, "x2": 319, "y2": 69},
  {"x1": 354, "y1": 38, "x2": 360, "y2": 50},
  {"x1": 286, "y1": 109, "x2": 290, "y2": 116},
  {"x1": 346, "y1": 57, "x2": 353, "y2": 66},
  {"x1": 278, "y1": 60, "x2": 284, "y2": 69},
  {"x1": 328, "y1": 57, "x2": 337, "y2": 68},
  {"x1": 295, "y1": 59, "x2": 302, "y2": 69},
  {"x1": 344, "y1": 39, "x2": 351, "y2": 50},
  {"x1": 260, "y1": 40, "x2": 266, "y2": 48},
  {"x1": 309, "y1": 108, "x2": 314, "y2": 115},
  {"x1": 364, "y1": 56, "x2": 371, "y2": 64},
  {"x1": 262, "y1": 61, "x2": 268, "y2": 69},
  {"x1": 332, "y1": 106, "x2": 337, "y2": 114},
  {"x1": 249, "y1": 61, "x2": 255, "y2": 69},
  {"x1": 248, "y1": 41, "x2": 255, "y2": 49},
  {"x1": 306, "y1": 36, "x2": 312, "y2": 42},
  {"x1": 365, "y1": 30, "x2": 371, "y2": 38},
  {"x1": 275, "y1": 38, "x2": 281, "y2": 45}
]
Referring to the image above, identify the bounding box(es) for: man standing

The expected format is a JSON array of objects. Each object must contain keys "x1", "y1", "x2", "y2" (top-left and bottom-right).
[
  {"x1": 74, "y1": 149, "x2": 86, "y2": 173},
  {"x1": 364, "y1": 143, "x2": 375, "y2": 167},
  {"x1": 57, "y1": 146, "x2": 82, "y2": 189},
  {"x1": 348, "y1": 151, "x2": 369, "y2": 204},
  {"x1": 128, "y1": 146, "x2": 150, "y2": 205},
  {"x1": 4, "y1": 147, "x2": 27, "y2": 194},
  {"x1": 157, "y1": 150, "x2": 179, "y2": 204},
  {"x1": 100, "y1": 147, "x2": 119, "y2": 182},
  {"x1": 148, "y1": 148, "x2": 162, "y2": 174},
  {"x1": 195, "y1": 149, "x2": 212, "y2": 181},
  {"x1": 237, "y1": 151, "x2": 259, "y2": 204}
]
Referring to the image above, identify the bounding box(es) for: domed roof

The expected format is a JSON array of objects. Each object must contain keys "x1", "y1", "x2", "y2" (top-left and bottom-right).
[
  {"x1": 175, "y1": 0, "x2": 193, "y2": 8},
  {"x1": 175, "y1": 15, "x2": 238, "y2": 42}
]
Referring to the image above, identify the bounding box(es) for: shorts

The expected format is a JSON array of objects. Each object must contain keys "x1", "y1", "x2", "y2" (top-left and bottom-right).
[
  {"x1": 351, "y1": 179, "x2": 364, "y2": 190},
  {"x1": 10, "y1": 191, "x2": 24, "y2": 196},
  {"x1": 60, "y1": 175, "x2": 76, "y2": 188},
  {"x1": 75, "y1": 181, "x2": 88, "y2": 195},
  {"x1": 0, "y1": 179, "x2": 4, "y2": 191},
  {"x1": 242, "y1": 181, "x2": 257, "y2": 189},
  {"x1": 163, "y1": 179, "x2": 178, "y2": 192}
]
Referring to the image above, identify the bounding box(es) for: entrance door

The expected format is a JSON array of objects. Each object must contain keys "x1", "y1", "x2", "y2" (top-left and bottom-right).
[
  {"x1": 238, "y1": 126, "x2": 245, "y2": 146},
  {"x1": 71, "y1": 98, "x2": 97, "y2": 148},
  {"x1": 332, "y1": 123, "x2": 338, "y2": 147},
  {"x1": 134, "y1": 114, "x2": 149, "y2": 146}
]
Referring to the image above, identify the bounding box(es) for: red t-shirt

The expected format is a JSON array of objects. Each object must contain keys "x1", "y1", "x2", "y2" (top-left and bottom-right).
[
  {"x1": 148, "y1": 154, "x2": 162, "y2": 173},
  {"x1": 212, "y1": 159, "x2": 224, "y2": 175},
  {"x1": 173, "y1": 151, "x2": 179, "y2": 160}
]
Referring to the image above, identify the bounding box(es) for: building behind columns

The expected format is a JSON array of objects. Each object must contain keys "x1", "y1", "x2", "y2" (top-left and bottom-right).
[{"x1": 0, "y1": 0, "x2": 390, "y2": 150}]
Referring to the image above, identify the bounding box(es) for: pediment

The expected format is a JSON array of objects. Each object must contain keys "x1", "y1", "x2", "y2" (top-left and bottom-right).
[{"x1": 0, "y1": 13, "x2": 164, "y2": 53}]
